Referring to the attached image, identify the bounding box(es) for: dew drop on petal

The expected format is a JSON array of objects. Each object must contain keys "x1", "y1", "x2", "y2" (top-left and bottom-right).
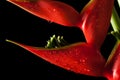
[
  {"x1": 83, "y1": 68, "x2": 90, "y2": 72},
  {"x1": 53, "y1": 9, "x2": 56, "y2": 12}
]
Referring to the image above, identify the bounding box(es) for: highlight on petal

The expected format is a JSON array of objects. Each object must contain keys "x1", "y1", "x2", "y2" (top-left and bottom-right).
[
  {"x1": 112, "y1": 55, "x2": 120, "y2": 80},
  {"x1": 77, "y1": 0, "x2": 114, "y2": 49},
  {"x1": 104, "y1": 41, "x2": 120, "y2": 80},
  {"x1": 7, "y1": 0, "x2": 80, "y2": 26},
  {"x1": 6, "y1": 39, "x2": 105, "y2": 77}
]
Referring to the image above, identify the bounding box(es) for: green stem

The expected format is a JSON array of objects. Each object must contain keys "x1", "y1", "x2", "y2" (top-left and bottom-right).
[
  {"x1": 104, "y1": 5, "x2": 120, "y2": 80},
  {"x1": 111, "y1": 7, "x2": 120, "y2": 32},
  {"x1": 110, "y1": 6, "x2": 120, "y2": 40}
]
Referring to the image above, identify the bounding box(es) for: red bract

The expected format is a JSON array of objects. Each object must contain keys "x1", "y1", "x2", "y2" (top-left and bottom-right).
[
  {"x1": 78, "y1": 0, "x2": 114, "y2": 49},
  {"x1": 7, "y1": 0, "x2": 80, "y2": 26},
  {"x1": 6, "y1": 40, "x2": 105, "y2": 76},
  {"x1": 7, "y1": 0, "x2": 114, "y2": 49},
  {"x1": 7, "y1": 0, "x2": 114, "y2": 77},
  {"x1": 104, "y1": 41, "x2": 120, "y2": 80}
]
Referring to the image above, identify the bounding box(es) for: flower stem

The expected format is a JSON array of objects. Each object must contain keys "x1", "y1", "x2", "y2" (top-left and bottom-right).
[
  {"x1": 111, "y1": 7, "x2": 120, "y2": 32},
  {"x1": 110, "y1": 6, "x2": 120, "y2": 40},
  {"x1": 104, "y1": 5, "x2": 120, "y2": 80}
]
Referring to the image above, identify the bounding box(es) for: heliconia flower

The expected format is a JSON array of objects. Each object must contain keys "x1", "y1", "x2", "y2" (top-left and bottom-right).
[
  {"x1": 6, "y1": 39, "x2": 105, "y2": 76},
  {"x1": 7, "y1": 0, "x2": 114, "y2": 49},
  {"x1": 7, "y1": 0, "x2": 80, "y2": 26},
  {"x1": 104, "y1": 41, "x2": 120, "y2": 80},
  {"x1": 6, "y1": 0, "x2": 114, "y2": 77},
  {"x1": 78, "y1": 0, "x2": 114, "y2": 49}
]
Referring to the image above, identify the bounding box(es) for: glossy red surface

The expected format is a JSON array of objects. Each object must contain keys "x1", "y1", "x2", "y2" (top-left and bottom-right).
[{"x1": 6, "y1": 0, "x2": 116, "y2": 78}]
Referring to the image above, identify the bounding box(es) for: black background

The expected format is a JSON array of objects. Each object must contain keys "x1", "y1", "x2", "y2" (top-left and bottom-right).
[{"x1": 1, "y1": 0, "x2": 119, "y2": 80}]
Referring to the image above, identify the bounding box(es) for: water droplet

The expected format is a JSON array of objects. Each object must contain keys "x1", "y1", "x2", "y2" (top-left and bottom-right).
[
  {"x1": 82, "y1": 59, "x2": 85, "y2": 62},
  {"x1": 79, "y1": 59, "x2": 86, "y2": 63},
  {"x1": 67, "y1": 67, "x2": 71, "y2": 70},
  {"x1": 83, "y1": 68, "x2": 90, "y2": 72},
  {"x1": 74, "y1": 61, "x2": 78, "y2": 64},
  {"x1": 75, "y1": 49, "x2": 80, "y2": 55},
  {"x1": 53, "y1": 9, "x2": 56, "y2": 12},
  {"x1": 68, "y1": 50, "x2": 72, "y2": 54}
]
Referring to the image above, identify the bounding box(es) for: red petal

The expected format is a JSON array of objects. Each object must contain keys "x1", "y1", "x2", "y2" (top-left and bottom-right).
[
  {"x1": 6, "y1": 40, "x2": 105, "y2": 77},
  {"x1": 112, "y1": 55, "x2": 120, "y2": 80},
  {"x1": 77, "y1": 0, "x2": 114, "y2": 49},
  {"x1": 7, "y1": 0, "x2": 80, "y2": 26},
  {"x1": 104, "y1": 41, "x2": 120, "y2": 80}
]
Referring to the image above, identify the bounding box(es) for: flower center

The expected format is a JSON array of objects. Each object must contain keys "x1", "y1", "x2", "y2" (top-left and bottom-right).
[{"x1": 45, "y1": 34, "x2": 69, "y2": 48}]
